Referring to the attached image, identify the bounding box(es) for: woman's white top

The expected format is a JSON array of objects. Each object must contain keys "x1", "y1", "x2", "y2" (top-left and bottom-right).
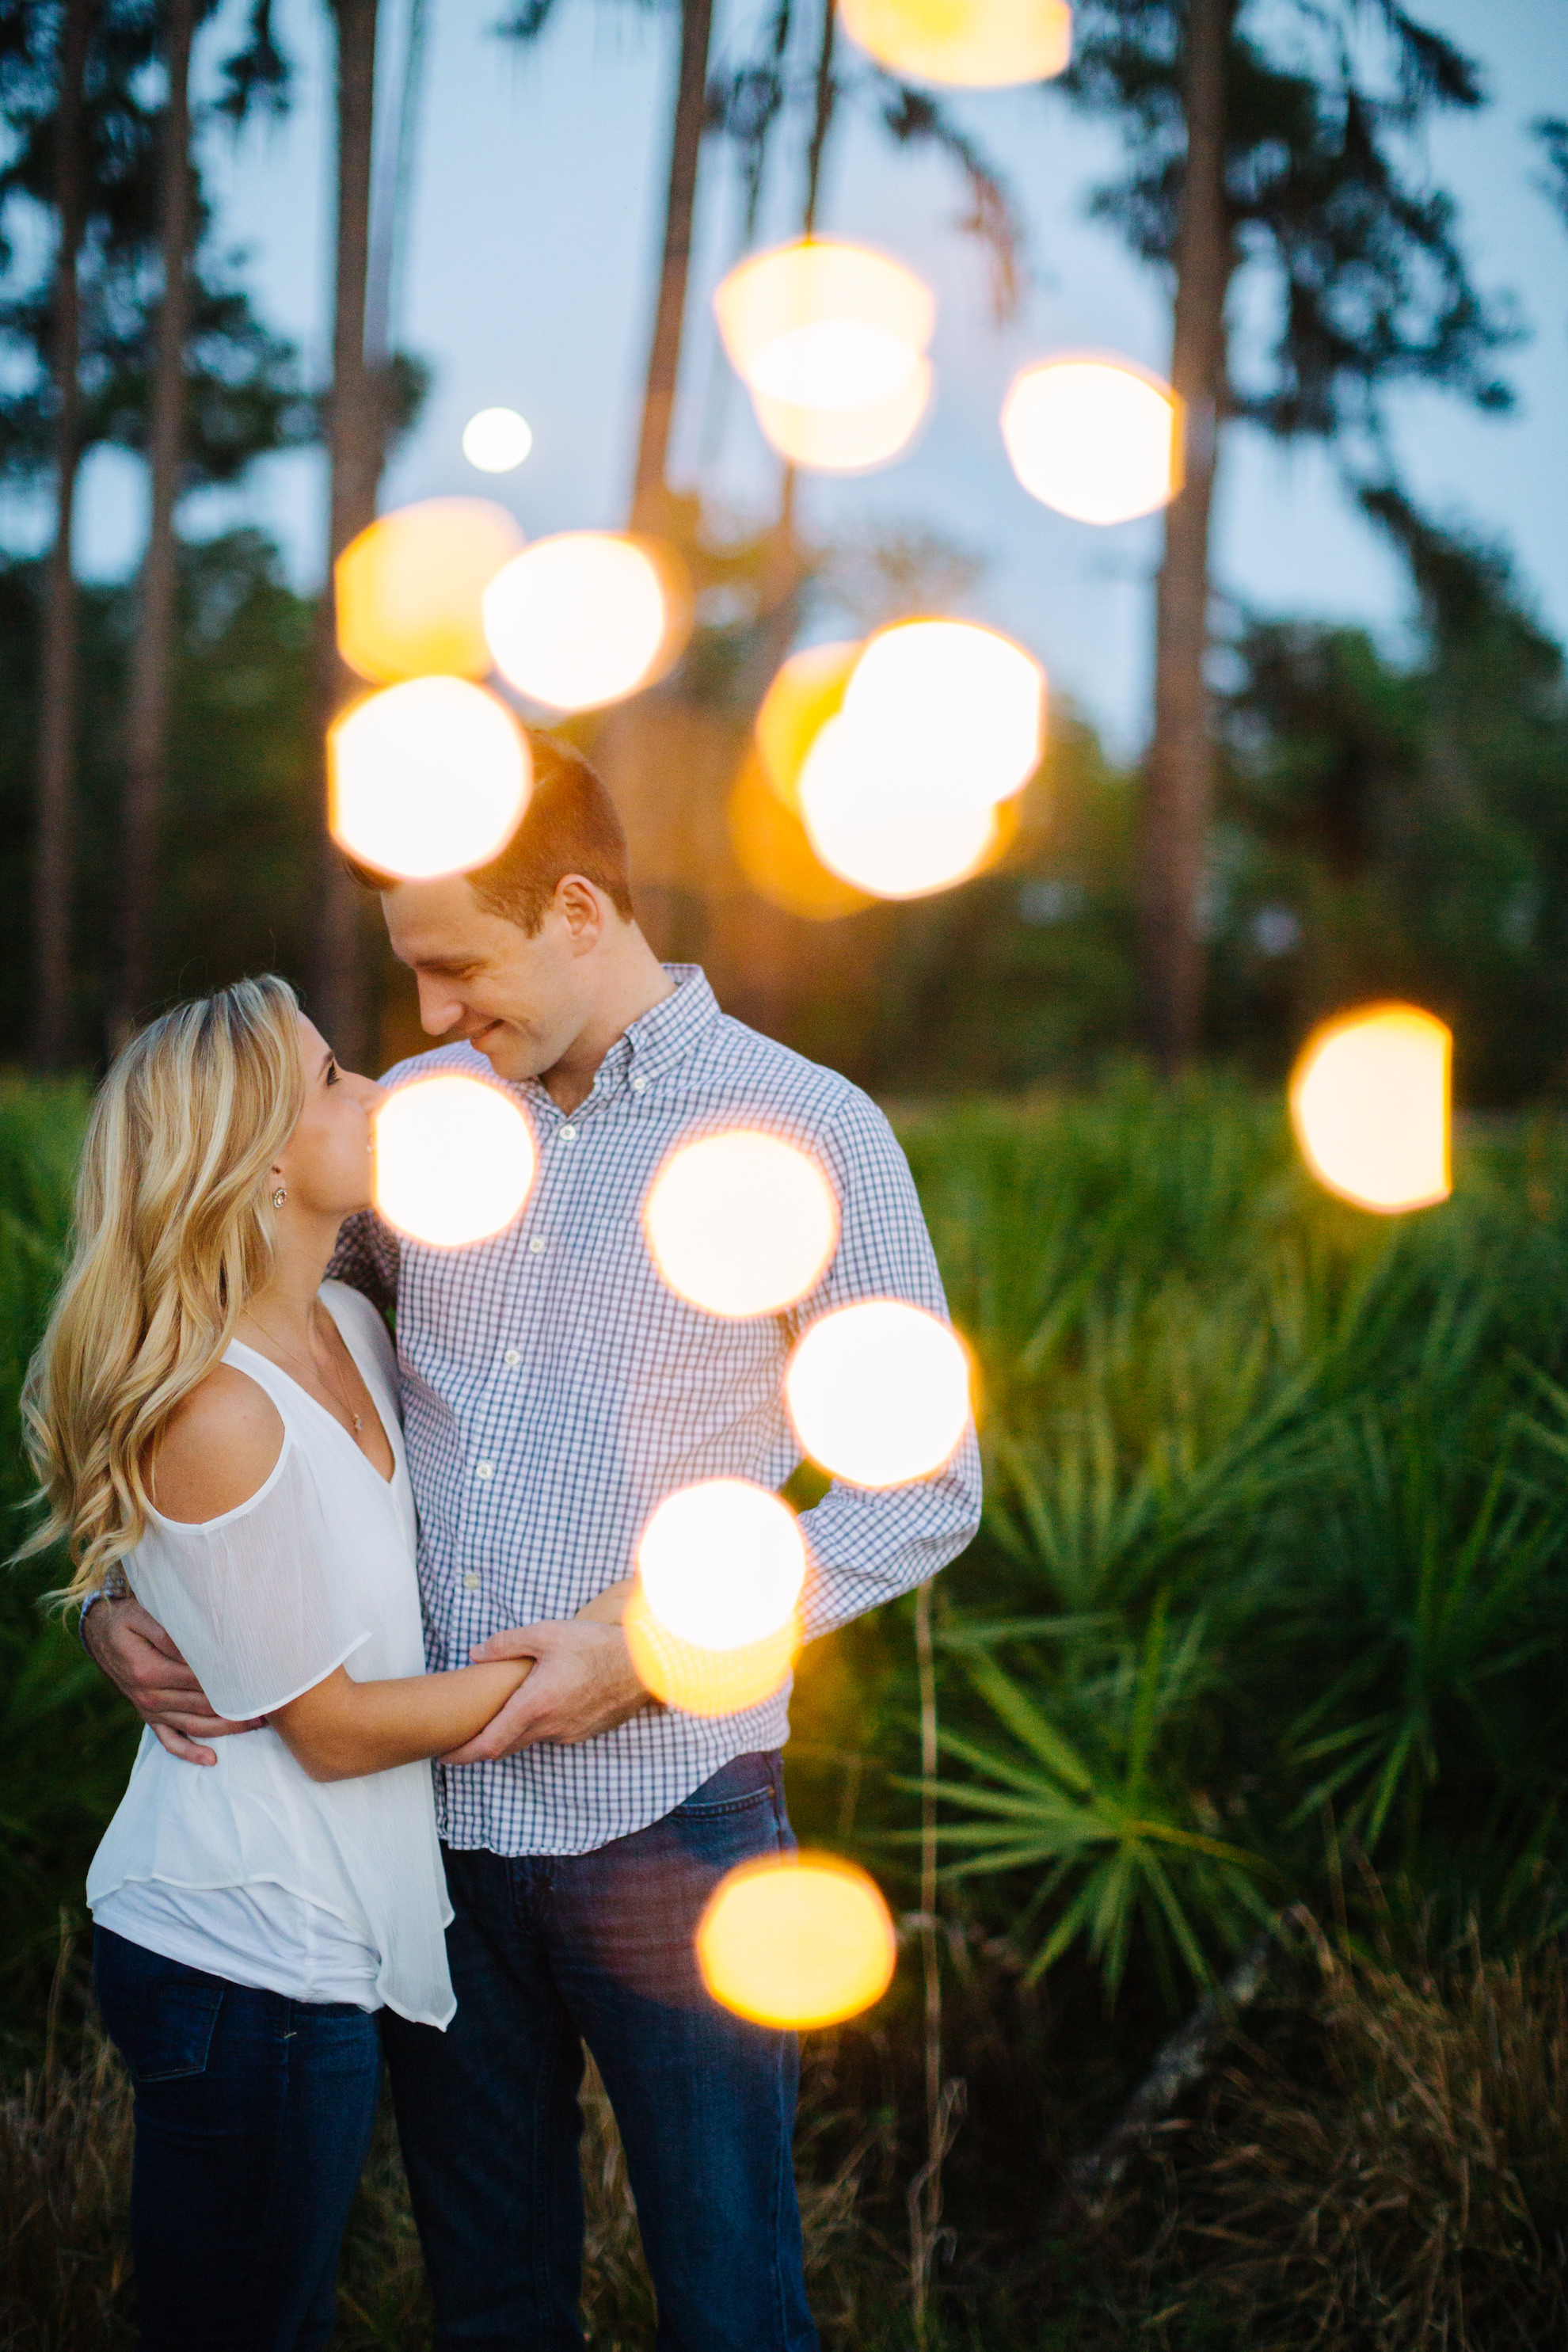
[{"x1": 87, "y1": 1282, "x2": 455, "y2": 2028}]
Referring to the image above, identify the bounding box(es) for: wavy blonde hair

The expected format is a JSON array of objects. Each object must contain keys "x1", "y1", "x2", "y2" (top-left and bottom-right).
[{"x1": 21, "y1": 975, "x2": 306, "y2": 1604}]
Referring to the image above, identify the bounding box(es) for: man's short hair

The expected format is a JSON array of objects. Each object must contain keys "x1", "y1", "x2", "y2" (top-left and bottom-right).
[{"x1": 347, "y1": 729, "x2": 635, "y2": 936}]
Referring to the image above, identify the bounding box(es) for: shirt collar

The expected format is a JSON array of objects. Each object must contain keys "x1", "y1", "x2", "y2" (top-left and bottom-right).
[{"x1": 518, "y1": 965, "x2": 717, "y2": 1117}]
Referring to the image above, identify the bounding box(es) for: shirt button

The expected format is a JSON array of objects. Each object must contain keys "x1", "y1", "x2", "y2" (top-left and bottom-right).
[
  {"x1": 503, "y1": 1348, "x2": 521, "y2": 1367},
  {"x1": 559, "y1": 1124, "x2": 577, "y2": 1142},
  {"x1": 463, "y1": 1572, "x2": 481, "y2": 1590},
  {"x1": 630, "y1": 1073, "x2": 646, "y2": 1093},
  {"x1": 475, "y1": 1461, "x2": 493, "y2": 1481},
  {"x1": 527, "y1": 1236, "x2": 546, "y2": 1256}
]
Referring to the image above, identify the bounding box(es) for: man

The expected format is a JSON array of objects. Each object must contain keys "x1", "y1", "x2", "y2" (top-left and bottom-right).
[{"x1": 85, "y1": 730, "x2": 982, "y2": 2350}]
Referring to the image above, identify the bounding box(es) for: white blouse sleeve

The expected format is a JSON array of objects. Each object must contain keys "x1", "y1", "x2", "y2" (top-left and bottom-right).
[{"x1": 128, "y1": 1438, "x2": 374, "y2": 1720}]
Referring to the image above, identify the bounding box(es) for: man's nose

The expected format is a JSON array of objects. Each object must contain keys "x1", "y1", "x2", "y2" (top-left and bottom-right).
[{"x1": 417, "y1": 977, "x2": 462, "y2": 1036}]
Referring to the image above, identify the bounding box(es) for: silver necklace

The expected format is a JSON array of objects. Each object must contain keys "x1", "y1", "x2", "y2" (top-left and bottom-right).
[{"x1": 244, "y1": 1307, "x2": 364, "y2": 1435}]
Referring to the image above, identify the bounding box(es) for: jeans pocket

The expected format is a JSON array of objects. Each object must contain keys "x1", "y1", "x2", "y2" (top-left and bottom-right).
[
  {"x1": 673, "y1": 1749, "x2": 782, "y2": 1817},
  {"x1": 94, "y1": 1928, "x2": 225, "y2": 2085}
]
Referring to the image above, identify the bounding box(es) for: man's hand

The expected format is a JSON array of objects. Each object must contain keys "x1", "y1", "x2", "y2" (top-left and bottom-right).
[
  {"x1": 442, "y1": 1619, "x2": 646, "y2": 1763},
  {"x1": 82, "y1": 1595, "x2": 265, "y2": 1766}
]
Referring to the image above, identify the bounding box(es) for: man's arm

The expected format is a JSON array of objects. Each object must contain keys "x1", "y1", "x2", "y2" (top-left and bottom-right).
[
  {"x1": 81, "y1": 1594, "x2": 266, "y2": 1765},
  {"x1": 790, "y1": 1088, "x2": 983, "y2": 1639}
]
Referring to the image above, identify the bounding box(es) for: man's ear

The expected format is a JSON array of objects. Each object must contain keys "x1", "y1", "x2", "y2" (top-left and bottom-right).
[{"x1": 557, "y1": 875, "x2": 607, "y2": 955}]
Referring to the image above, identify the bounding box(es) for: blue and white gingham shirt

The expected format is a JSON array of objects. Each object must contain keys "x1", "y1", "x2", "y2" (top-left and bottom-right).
[{"x1": 328, "y1": 966, "x2": 981, "y2": 1856}]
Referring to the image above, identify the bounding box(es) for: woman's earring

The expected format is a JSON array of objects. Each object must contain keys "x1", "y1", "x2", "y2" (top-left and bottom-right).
[{"x1": 271, "y1": 1186, "x2": 287, "y2": 1210}]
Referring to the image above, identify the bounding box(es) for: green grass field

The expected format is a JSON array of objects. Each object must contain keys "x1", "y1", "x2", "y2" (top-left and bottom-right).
[{"x1": 6, "y1": 1072, "x2": 1568, "y2": 2347}]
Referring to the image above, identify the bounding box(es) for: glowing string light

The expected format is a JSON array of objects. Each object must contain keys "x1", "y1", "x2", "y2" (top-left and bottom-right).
[
  {"x1": 462, "y1": 406, "x2": 534, "y2": 473},
  {"x1": 1289, "y1": 1003, "x2": 1452, "y2": 1215},
  {"x1": 335, "y1": 499, "x2": 523, "y2": 683},
  {"x1": 798, "y1": 717, "x2": 1000, "y2": 899},
  {"x1": 643, "y1": 1132, "x2": 839, "y2": 1317},
  {"x1": 839, "y1": 0, "x2": 1072, "y2": 87},
  {"x1": 755, "y1": 641, "x2": 863, "y2": 812},
  {"x1": 373, "y1": 1075, "x2": 537, "y2": 1248},
  {"x1": 624, "y1": 1479, "x2": 806, "y2": 1716},
  {"x1": 786, "y1": 1300, "x2": 972, "y2": 1487},
  {"x1": 714, "y1": 240, "x2": 935, "y2": 474},
  {"x1": 840, "y1": 619, "x2": 1045, "y2": 816},
  {"x1": 483, "y1": 532, "x2": 682, "y2": 713},
  {"x1": 728, "y1": 754, "x2": 876, "y2": 922},
  {"x1": 697, "y1": 1855, "x2": 899, "y2": 2028},
  {"x1": 329, "y1": 678, "x2": 531, "y2": 881},
  {"x1": 1002, "y1": 358, "x2": 1182, "y2": 527}
]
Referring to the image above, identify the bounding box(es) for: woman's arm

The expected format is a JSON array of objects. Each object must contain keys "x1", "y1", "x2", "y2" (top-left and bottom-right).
[
  {"x1": 271, "y1": 1658, "x2": 532, "y2": 1783},
  {"x1": 272, "y1": 1579, "x2": 639, "y2": 1782}
]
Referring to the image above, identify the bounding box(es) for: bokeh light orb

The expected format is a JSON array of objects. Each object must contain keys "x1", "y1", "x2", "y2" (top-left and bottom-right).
[
  {"x1": 624, "y1": 1589, "x2": 798, "y2": 1716},
  {"x1": 716, "y1": 240, "x2": 935, "y2": 474},
  {"x1": 786, "y1": 1300, "x2": 972, "y2": 1487},
  {"x1": 1289, "y1": 1003, "x2": 1452, "y2": 1215},
  {"x1": 729, "y1": 754, "x2": 875, "y2": 922},
  {"x1": 750, "y1": 360, "x2": 934, "y2": 473},
  {"x1": 799, "y1": 716, "x2": 1000, "y2": 898},
  {"x1": 1002, "y1": 359, "x2": 1182, "y2": 527},
  {"x1": 638, "y1": 1479, "x2": 808, "y2": 1650},
  {"x1": 373, "y1": 1074, "x2": 537, "y2": 1247},
  {"x1": 482, "y1": 532, "x2": 673, "y2": 712},
  {"x1": 839, "y1": 0, "x2": 1071, "y2": 86},
  {"x1": 716, "y1": 239, "x2": 934, "y2": 396},
  {"x1": 755, "y1": 641, "x2": 862, "y2": 811},
  {"x1": 697, "y1": 1855, "x2": 898, "y2": 2029},
  {"x1": 843, "y1": 619, "x2": 1045, "y2": 814},
  {"x1": 462, "y1": 406, "x2": 534, "y2": 473},
  {"x1": 335, "y1": 498, "x2": 523, "y2": 683},
  {"x1": 643, "y1": 1131, "x2": 839, "y2": 1316},
  {"x1": 328, "y1": 677, "x2": 531, "y2": 881}
]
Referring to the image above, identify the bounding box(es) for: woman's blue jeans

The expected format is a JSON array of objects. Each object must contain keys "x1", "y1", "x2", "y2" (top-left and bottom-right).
[
  {"x1": 380, "y1": 1749, "x2": 820, "y2": 2352},
  {"x1": 93, "y1": 1924, "x2": 382, "y2": 2352}
]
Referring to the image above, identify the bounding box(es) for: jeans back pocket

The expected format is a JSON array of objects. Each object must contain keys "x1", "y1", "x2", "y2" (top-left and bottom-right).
[{"x1": 94, "y1": 1927, "x2": 225, "y2": 2084}]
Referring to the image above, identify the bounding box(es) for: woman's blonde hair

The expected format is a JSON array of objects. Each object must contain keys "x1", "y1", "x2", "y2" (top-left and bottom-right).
[{"x1": 20, "y1": 975, "x2": 306, "y2": 1604}]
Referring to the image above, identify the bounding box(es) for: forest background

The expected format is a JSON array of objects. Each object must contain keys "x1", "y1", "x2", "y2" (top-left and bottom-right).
[{"x1": 8, "y1": 1, "x2": 1568, "y2": 2347}]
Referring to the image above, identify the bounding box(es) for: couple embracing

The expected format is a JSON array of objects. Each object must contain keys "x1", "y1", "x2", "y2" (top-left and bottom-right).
[{"x1": 25, "y1": 731, "x2": 982, "y2": 2352}]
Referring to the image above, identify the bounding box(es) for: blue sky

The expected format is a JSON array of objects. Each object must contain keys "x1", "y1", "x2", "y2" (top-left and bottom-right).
[{"x1": 40, "y1": 0, "x2": 1568, "y2": 757}]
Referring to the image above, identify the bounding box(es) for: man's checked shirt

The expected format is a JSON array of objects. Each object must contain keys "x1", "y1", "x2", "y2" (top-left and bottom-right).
[{"x1": 329, "y1": 965, "x2": 982, "y2": 1856}]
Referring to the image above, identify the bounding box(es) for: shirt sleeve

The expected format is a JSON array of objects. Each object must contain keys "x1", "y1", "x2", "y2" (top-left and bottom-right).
[
  {"x1": 127, "y1": 1442, "x2": 373, "y2": 1721},
  {"x1": 328, "y1": 1209, "x2": 401, "y2": 1320},
  {"x1": 789, "y1": 1089, "x2": 982, "y2": 1641}
]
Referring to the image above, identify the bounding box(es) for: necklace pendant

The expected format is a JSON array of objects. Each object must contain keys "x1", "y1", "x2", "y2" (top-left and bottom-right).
[{"x1": 352, "y1": 1414, "x2": 363, "y2": 1433}]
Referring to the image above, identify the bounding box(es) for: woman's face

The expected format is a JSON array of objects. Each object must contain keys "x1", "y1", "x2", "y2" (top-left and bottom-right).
[{"x1": 275, "y1": 1016, "x2": 386, "y2": 1222}]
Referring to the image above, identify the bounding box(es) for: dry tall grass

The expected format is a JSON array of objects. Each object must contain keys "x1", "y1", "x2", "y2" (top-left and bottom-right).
[
  {"x1": 1139, "y1": 1925, "x2": 1568, "y2": 2350},
  {"x1": 0, "y1": 1972, "x2": 134, "y2": 2350}
]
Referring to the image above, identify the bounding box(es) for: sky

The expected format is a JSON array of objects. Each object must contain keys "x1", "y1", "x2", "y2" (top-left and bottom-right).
[{"x1": 40, "y1": 0, "x2": 1568, "y2": 759}]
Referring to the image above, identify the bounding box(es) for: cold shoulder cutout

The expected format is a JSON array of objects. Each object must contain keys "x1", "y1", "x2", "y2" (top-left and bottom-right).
[{"x1": 86, "y1": 1280, "x2": 454, "y2": 2027}]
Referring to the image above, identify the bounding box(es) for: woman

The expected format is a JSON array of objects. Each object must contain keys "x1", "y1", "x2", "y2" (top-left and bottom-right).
[{"x1": 21, "y1": 975, "x2": 625, "y2": 2352}]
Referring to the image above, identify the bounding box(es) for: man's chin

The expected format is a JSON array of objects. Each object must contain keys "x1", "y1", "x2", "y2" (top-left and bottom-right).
[{"x1": 466, "y1": 1028, "x2": 536, "y2": 1084}]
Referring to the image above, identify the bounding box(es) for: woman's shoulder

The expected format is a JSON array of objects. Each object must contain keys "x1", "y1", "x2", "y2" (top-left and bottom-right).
[{"x1": 147, "y1": 1362, "x2": 287, "y2": 1528}]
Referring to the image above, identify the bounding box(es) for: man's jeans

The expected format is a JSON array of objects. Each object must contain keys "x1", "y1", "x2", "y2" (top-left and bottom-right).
[
  {"x1": 380, "y1": 1749, "x2": 819, "y2": 2352},
  {"x1": 93, "y1": 1925, "x2": 382, "y2": 2352}
]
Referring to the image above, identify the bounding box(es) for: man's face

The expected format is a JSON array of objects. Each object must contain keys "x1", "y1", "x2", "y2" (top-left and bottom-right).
[{"x1": 381, "y1": 876, "x2": 597, "y2": 1083}]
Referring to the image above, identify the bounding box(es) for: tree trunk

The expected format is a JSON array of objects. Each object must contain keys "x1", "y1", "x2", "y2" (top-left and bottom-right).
[
  {"x1": 113, "y1": 0, "x2": 196, "y2": 1049},
  {"x1": 1140, "y1": 0, "x2": 1233, "y2": 1073},
  {"x1": 310, "y1": 0, "x2": 382, "y2": 1071},
  {"x1": 629, "y1": 0, "x2": 714, "y2": 534},
  {"x1": 30, "y1": 0, "x2": 94, "y2": 1072}
]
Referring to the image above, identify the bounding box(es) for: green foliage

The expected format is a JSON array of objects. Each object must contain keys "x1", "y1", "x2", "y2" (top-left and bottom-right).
[
  {"x1": 0, "y1": 531, "x2": 318, "y2": 1060},
  {"x1": 1211, "y1": 494, "x2": 1568, "y2": 1102},
  {"x1": 0, "y1": 1085, "x2": 140, "y2": 2061},
  {"x1": 888, "y1": 1079, "x2": 1568, "y2": 2011}
]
